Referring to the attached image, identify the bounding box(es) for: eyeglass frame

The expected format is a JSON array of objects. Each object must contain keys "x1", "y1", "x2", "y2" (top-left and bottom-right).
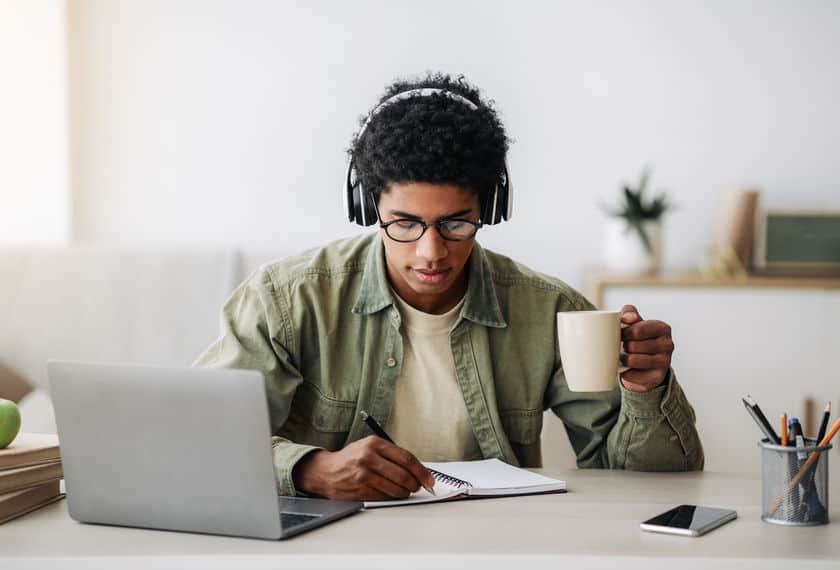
[{"x1": 372, "y1": 200, "x2": 483, "y2": 243}]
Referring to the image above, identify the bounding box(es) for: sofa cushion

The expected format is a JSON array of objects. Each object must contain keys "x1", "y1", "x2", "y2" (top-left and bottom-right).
[{"x1": 0, "y1": 247, "x2": 241, "y2": 393}]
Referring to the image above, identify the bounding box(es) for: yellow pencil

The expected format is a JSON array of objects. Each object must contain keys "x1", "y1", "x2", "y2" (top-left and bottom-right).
[{"x1": 781, "y1": 413, "x2": 788, "y2": 446}]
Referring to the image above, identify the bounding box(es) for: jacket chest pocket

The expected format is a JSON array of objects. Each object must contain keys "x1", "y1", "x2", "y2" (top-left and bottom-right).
[
  {"x1": 280, "y1": 382, "x2": 357, "y2": 450},
  {"x1": 500, "y1": 409, "x2": 544, "y2": 467},
  {"x1": 500, "y1": 409, "x2": 543, "y2": 445}
]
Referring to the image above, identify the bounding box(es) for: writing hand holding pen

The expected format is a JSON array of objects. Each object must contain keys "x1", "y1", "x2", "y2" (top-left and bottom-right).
[
  {"x1": 290, "y1": 414, "x2": 436, "y2": 501},
  {"x1": 292, "y1": 436, "x2": 436, "y2": 501},
  {"x1": 360, "y1": 411, "x2": 436, "y2": 495}
]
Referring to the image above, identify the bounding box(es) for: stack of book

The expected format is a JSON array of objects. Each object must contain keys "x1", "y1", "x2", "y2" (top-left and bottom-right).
[{"x1": 0, "y1": 433, "x2": 64, "y2": 524}]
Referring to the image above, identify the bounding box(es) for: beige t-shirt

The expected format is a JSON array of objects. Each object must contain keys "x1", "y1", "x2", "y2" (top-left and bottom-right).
[{"x1": 384, "y1": 292, "x2": 482, "y2": 462}]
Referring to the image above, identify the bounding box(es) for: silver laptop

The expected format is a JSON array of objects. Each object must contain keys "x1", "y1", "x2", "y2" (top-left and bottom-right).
[{"x1": 48, "y1": 361, "x2": 362, "y2": 540}]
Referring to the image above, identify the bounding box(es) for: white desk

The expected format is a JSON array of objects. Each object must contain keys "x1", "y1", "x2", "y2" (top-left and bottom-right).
[{"x1": 3, "y1": 469, "x2": 837, "y2": 570}]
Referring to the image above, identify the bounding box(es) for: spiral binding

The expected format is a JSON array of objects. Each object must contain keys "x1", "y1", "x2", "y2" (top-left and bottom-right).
[{"x1": 430, "y1": 468, "x2": 471, "y2": 489}]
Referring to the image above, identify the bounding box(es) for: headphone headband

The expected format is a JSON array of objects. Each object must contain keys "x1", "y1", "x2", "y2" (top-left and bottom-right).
[
  {"x1": 356, "y1": 88, "x2": 479, "y2": 140},
  {"x1": 344, "y1": 87, "x2": 512, "y2": 227}
]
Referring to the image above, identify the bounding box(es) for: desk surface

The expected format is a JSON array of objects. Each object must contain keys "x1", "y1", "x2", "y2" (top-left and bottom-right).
[{"x1": 3, "y1": 469, "x2": 838, "y2": 570}]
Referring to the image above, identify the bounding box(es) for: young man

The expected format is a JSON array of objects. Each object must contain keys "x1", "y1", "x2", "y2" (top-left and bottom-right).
[{"x1": 195, "y1": 73, "x2": 703, "y2": 501}]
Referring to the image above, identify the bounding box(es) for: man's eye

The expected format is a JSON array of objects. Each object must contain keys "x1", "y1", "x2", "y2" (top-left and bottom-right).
[
  {"x1": 443, "y1": 220, "x2": 465, "y2": 230},
  {"x1": 395, "y1": 220, "x2": 419, "y2": 229}
]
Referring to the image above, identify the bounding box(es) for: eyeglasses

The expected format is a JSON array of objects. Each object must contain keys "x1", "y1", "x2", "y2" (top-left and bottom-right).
[{"x1": 379, "y1": 218, "x2": 483, "y2": 243}]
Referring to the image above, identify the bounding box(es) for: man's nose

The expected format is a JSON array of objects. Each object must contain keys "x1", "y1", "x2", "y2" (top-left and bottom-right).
[{"x1": 415, "y1": 226, "x2": 447, "y2": 262}]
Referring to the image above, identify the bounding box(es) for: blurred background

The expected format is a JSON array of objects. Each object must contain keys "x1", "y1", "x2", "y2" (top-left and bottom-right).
[{"x1": 1, "y1": 0, "x2": 838, "y2": 474}]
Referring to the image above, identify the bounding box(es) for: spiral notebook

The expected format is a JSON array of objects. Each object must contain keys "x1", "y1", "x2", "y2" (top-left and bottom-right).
[{"x1": 364, "y1": 458, "x2": 566, "y2": 508}]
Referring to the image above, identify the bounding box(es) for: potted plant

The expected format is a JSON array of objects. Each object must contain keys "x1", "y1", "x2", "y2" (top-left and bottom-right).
[{"x1": 603, "y1": 167, "x2": 672, "y2": 272}]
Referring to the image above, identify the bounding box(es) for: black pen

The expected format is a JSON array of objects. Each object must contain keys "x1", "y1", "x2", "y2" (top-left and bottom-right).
[
  {"x1": 359, "y1": 411, "x2": 435, "y2": 496},
  {"x1": 817, "y1": 402, "x2": 831, "y2": 442},
  {"x1": 741, "y1": 395, "x2": 781, "y2": 445}
]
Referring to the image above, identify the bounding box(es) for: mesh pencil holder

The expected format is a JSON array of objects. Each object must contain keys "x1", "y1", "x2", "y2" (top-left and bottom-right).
[{"x1": 760, "y1": 438, "x2": 832, "y2": 526}]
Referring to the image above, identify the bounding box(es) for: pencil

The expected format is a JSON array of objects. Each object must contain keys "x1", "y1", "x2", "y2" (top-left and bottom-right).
[
  {"x1": 769, "y1": 416, "x2": 840, "y2": 516},
  {"x1": 781, "y1": 413, "x2": 788, "y2": 446}
]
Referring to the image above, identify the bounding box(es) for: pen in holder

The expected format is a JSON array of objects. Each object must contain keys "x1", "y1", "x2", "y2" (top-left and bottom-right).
[{"x1": 760, "y1": 437, "x2": 832, "y2": 526}]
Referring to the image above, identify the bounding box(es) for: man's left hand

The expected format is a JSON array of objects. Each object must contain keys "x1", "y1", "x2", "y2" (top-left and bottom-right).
[{"x1": 619, "y1": 304, "x2": 674, "y2": 393}]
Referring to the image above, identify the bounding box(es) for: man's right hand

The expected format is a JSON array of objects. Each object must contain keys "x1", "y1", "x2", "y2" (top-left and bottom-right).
[{"x1": 291, "y1": 436, "x2": 435, "y2": 501}]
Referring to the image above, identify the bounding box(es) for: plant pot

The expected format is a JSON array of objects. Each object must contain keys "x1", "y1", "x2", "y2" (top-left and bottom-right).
[{"x1": 603, "y1": 218, "x2": 662, "y2": 272}]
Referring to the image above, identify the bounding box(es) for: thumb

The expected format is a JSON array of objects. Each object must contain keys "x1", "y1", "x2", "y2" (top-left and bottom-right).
[{"x1": 620, "y1": 304, "x2": 642, "y2": 323}]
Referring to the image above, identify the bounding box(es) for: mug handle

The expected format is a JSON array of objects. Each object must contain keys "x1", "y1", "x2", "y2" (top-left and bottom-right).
[{"x1": 618, "y1": 321, "x2": 630, "y2": 374}]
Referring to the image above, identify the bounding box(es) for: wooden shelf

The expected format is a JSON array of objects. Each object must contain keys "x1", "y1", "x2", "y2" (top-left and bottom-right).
[{"x1": 584, "y1": 268, "x2": 840, "y2": 308}]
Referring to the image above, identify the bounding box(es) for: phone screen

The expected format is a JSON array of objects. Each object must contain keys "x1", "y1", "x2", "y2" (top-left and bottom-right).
[{"x1": 642, "y1": 505, "x2": 736, "y2": 534}]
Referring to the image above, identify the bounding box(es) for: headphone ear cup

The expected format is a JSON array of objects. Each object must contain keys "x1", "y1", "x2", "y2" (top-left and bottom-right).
[
  {"x1": 352, "y1": 184, "x2": 366, "y2": 226},
  {"x1": 479, "y1": 190, "x2": 492, "y2": 226},
  {"x1": 500, "y1": 161, "x2": 512, "y2": 221},
  {"x1": 489, "y1": 163, "x2": 512, "y2": 224},
  {"x1": 493, "y1": 183, "x2": 504, "y2": 225},
  {"x1": 345, "y1": 161, "x2": 358, "y2": 223},
  {"x1": 360, "y1": 187, "x2": 378, "y2": 227},
  {"x1": 351, "y1": 183, "x2": 378, "y2": 227},
  {"x1": 480, "y1": 164, "x2": 513, "y2": 225},
  {"x1": 345, "y1": 159, "x2": 378, "y2": 226},
  {"x1": 494, "y1": 180, "x2": 507, "y2": 224},
  {"x1": 482, "y1": 183, "x2": 504, "y2": 226}
]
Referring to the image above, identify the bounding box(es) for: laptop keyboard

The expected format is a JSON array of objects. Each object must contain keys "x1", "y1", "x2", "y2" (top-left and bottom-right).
[{"x1": 280, "y1": 512, "x2": 322, "y2": 529}]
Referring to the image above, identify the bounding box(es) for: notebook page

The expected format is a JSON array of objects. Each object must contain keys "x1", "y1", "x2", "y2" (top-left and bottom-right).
[
  {"x1": 363, "y1": 483, "x2": 464, "y2": 508},
  {"x1": 423, "y1": 458, "x2": 565, "y2": 493}
]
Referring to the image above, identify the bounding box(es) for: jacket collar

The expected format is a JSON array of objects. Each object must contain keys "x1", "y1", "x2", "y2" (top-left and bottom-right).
[
  {"x1": 351, "y1": 236, "x2": 394, "y2": 315},
  {"x1": 352, "y1": 236, "x2": 507, "y2": 328}
]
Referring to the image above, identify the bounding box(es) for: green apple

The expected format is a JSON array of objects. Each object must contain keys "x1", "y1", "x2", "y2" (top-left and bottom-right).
[{"x1": 0, "y1": 398, "x2": 21, "y2": 448}]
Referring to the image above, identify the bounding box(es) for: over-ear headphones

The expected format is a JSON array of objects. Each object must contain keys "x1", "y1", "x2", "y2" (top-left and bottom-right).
[{"x1": 344, "y1": 88, "x2": 513, "y2": 227}]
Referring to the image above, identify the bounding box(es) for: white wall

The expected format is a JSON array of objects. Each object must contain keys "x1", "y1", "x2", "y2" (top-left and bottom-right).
[
  {"x1": 68, "y1": 0, "x2": 840, "y2": 289},
  {"x1": 0, "y1": 0, "x2": 69, "y2": 244}
]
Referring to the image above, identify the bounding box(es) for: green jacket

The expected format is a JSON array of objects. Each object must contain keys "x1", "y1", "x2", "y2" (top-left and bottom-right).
[{"x1": 194, "y1": 233, "x2": 704, "y2": 496}]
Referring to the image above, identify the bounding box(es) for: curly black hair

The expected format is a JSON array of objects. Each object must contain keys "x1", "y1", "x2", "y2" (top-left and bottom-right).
[{"x1": 349, "y1": 72, "x2": 510, "y2": 207}]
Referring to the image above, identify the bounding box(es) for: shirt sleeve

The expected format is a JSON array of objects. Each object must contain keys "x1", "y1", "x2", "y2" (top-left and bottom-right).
[
  {"x1": 192, "y1": 268, "x2": 322, "y2": 496},
  {"x1": 545, "y1": 295, "x2": 704, "y2": 471}
]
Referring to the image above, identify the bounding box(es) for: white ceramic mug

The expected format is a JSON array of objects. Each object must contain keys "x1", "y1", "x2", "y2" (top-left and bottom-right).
[{"x1": 556, "y1": 310, "x2": 630, "y2": 392}]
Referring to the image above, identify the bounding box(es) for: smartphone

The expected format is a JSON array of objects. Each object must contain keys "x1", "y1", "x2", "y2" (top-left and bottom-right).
[{"x1": 640, "y1": 505, "x2": 737, "y2": 536}]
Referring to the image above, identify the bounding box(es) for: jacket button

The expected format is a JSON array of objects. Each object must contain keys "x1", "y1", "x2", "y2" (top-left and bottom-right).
[{"x1": 386, "y1": 357, "x2": 397, "y2": 368}]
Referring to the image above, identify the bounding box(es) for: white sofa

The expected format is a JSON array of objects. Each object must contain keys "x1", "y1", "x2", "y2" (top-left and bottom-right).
[{"x1": 0, "y1": 246, "x2": 275, "y2": 432}]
